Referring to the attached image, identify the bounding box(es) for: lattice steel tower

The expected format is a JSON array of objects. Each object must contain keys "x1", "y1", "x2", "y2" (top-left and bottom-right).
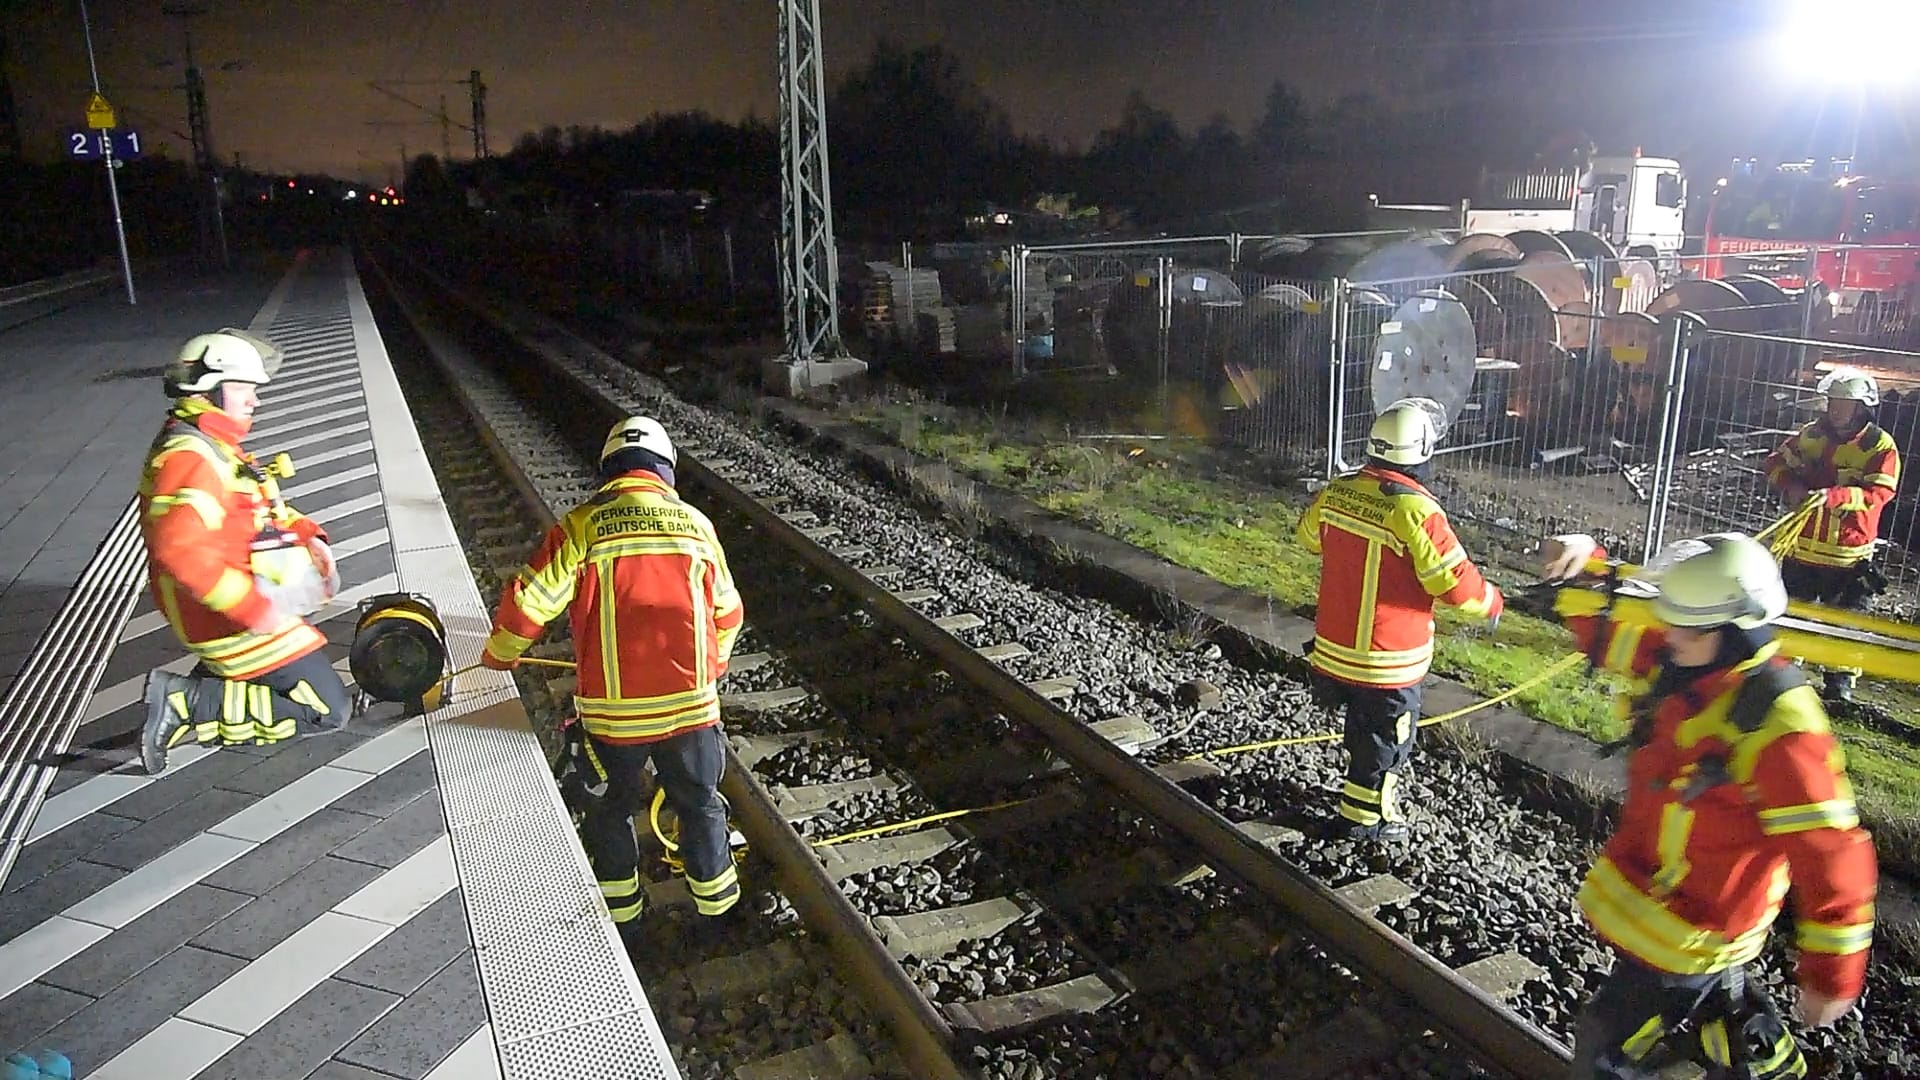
[
  {"x1": 164, "y1": 3, "x2": 228, "y2": 267},
  {"x1": 777, "y1": 0, "x2": 846, "y2": 361}
]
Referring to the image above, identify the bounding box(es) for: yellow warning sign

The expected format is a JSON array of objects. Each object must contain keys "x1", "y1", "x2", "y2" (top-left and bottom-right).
[{"x1": 85, "y1": 92, "x2": 116, "y2": 130}]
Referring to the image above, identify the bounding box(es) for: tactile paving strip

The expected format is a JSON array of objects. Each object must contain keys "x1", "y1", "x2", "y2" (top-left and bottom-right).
[{"x1": 347, "y1": 259, "x2": 679, "y2": 1078}]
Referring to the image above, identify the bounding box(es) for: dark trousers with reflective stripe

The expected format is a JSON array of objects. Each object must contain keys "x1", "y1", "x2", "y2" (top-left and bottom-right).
[
  {"x1": 1570, "y1": 957, "x2": 1805, "y2": 1079},
  {"x1": 1313, "y1": 673, "x2": 1421, "y2": 827},
  {"x1": 579, "y1": 724, "x2": 738, "y2": 922},
  {"x1": 182, "y1": 650, "x2": 352, "y2": 745},
  {"x1": 1782, "y1": 559, "x2": 1869, "y2": 691}
]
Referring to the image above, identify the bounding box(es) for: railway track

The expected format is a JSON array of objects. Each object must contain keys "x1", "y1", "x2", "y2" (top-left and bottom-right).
[{"x1": 357, "y1": 243, "x2": 1576, "y2": 1079}]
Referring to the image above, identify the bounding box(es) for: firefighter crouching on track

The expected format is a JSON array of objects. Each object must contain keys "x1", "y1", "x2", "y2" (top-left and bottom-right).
[
  {"x1": 1294, "y1": 397, "x2": 1503, "y2": 841},
  {"x1": 1537, "y1": 533, "x2": 1876, "y2": 1079},
  {"x1": 140, "y1": 329, "x2": 351, "y2": 776},
  {"x1": 482, "y1": 416, "x2": 744, "y2": 931},
  {"x1": 1764, "y1": 368, "x2": 1901, "y2": 704}
]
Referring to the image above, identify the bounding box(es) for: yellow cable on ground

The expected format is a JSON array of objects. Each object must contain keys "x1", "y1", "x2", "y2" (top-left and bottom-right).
[
  {"x1": 799, "y1": 654, "x2": 1593, "y2": 847},
  {"x1": 1183, "y1": 652, "x2": 1588, "y2": 762},
  {"x1": 808, "y1": 798, "x2": 1037, "y2": 848}
]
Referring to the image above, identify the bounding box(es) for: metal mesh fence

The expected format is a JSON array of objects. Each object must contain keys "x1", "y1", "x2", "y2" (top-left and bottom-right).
[
  {"x1": 1665, "y1": 325, "x2": 1920, "y2": 619},
  {"x1": 1332, "y1": 260, "x2": 1665, "y2": 565},
  {"x1": 846, "y1": 228, "x2": 1920, "y2": 605},
  {"x1": 1180, "y1": 266, "x2": 1333, "y2": 471}
]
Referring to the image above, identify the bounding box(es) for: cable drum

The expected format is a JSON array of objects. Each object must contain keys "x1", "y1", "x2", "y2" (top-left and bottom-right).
[
  {"x1": 1370, "y1": 290, "x2": 1478, "y2": 430},
  {"x1": 349, "y1": 592, "x2": 450, "y2": 712}
]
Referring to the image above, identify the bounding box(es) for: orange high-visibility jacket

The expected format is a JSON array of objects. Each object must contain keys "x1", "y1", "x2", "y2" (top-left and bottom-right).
[
  {"x1": 485, "y1": 471, "x2": 743, "y2": 744},
  {"x1": 138, "y1": 402, "x2": 326, "y2": 679},
  {"x1": 1294, "y1": 464, "x2": 1498, "y2": 688},
  {"x1": 1566, "y1": 611, "x2": 1877, "y2": 1000},
  {"x1": 1765, "y1": 420, "x2": 1900, "y2": 568}
]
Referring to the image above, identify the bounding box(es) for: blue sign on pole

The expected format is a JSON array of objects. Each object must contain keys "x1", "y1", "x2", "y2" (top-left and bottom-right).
[{"x1": 66, "y1": 130, "x2": 143, "y2": 161}]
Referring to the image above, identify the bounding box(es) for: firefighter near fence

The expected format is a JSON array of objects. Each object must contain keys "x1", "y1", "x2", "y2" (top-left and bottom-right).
[
  {"x1": 480, "y1": 416, "x2": 746, "y2": 931},
  {"x1": 1530, "y1": 533, "x2": 1876, "y2": 1079},
  {"x1": 139, "y1": 329, "x2": 352, "y2": 776},
  {"x1": 1295, "y1": 396, "x2": 1504, "y2": 842},
  {"x1": 1762, "y1": 368, "x2": 1902, "y2": 705}
]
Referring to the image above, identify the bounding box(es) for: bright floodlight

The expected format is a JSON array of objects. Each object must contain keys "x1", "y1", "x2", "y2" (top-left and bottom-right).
[{"x1": 1781, "y1": 0, "x2": 1920, "y2": 82}]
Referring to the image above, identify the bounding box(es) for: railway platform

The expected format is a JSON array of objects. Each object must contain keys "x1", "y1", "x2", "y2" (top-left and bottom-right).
[{"x1": 0, "y1": 251, "x2": 679, "y2": 1080}]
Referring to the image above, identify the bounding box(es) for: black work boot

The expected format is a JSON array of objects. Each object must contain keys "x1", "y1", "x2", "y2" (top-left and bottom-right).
[{"x1": 140, "y1": 671, "x2": 199, "y2": 775}]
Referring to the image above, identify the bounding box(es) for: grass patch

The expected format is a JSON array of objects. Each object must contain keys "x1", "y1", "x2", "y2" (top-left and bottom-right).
[{"x1": 840, "y1": 391, "x2": 1920, "y2": 828}]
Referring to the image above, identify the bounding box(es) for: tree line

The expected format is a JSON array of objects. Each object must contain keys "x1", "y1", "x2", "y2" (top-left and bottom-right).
[{"x1": 420, "y1": 41, "x2": 1527, "y2": 240}]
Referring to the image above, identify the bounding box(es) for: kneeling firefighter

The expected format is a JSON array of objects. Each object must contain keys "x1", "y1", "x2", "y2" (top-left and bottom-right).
[
  {"x1": 140, "y1": 329, "x2": 350, "y2": 775},
  {"x1": 482, "y1": 416, "x2": 745, "y2": 929},
  {"x1": 1295, "y1": 397, "x2": 1503, "y2": 841},
  {"x1": 1537, "y1": 533, "x2": 1876, "y2": 1079}
]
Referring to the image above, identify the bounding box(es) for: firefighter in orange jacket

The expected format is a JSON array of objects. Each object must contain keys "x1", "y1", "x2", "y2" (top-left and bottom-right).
[
  {"x1": 1540, "y1": 533, "x2": 1876, "y2": 1079},
  {"x1": 139, "y1": 329, "x2": 350, "y2": 776},
  {"x1": 1763, "y1": 369, "x2": 1900, "y2": 703},
  {"x1": 1295, "y1": 398, "x2": 1502, "y2": 841},
  {"x1": 483, "y1": 416, "x2": 744, "y2": 928}
]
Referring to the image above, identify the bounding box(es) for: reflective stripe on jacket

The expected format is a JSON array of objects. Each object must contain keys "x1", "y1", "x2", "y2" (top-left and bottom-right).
[
  {"x1": 1765, "y1": 421, "x2": 1900, "y2": 567},
  {"x1": 1564, "y1": 607, "x2": 1877, "y2": 1000},
  {"x1": 1294, "y1": 465, "x2": 1497, "y2": 688},
  {"x1": 138, "y1": 403, "x2": 325, "y2": 679},
  {"x1": 485, "y1": 471, "x2": 743, "y2": 744}
]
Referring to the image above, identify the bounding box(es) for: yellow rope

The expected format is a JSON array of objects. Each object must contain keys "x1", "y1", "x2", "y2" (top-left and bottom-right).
[
  {"x1": 1183, "y1": 652, "x2": 1588, "y2": 762},
  {"x1": 433, "y1": 654, "x2": 574, "y2": 692},
  {"x1": 1754, "y1": 495, "x2": 1821, "y2": 561},
  {"x1": 808, "y1": 799, "x2": 1035, "y2": 848},
  {"x1": 798, "y1": 655, "x2": 1590, "y2": 847}
]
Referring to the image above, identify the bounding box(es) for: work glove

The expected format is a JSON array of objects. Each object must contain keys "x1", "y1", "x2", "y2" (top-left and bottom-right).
[
  {"x1": 1474, "y1": 584, "x2": 1505, "y2": 635},
  {"x1": 307, "y1": 538, "x2": 341, "y2": 600},
  {"x1": 1540, "y1": 534, "x2": 1600, "y2": 582},
  {"x1": 481, "y1": 650, "x2": 520, "y2": 672}
]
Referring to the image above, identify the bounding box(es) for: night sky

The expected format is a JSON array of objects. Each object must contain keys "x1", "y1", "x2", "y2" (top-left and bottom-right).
[{"x1": 5, "y1": 1, "x2": 1913, "y2": 186}]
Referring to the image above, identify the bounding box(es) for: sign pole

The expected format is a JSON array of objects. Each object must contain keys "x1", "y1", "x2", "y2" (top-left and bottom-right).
[{"x1": 79, "y1": 0, "x2": 136, "y2": 305}]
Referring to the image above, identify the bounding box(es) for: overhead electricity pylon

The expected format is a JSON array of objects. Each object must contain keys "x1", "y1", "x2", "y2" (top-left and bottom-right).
[
  {"x1": 162, "y1": 2, "x2": 231, "y2": 267},
  {"x1": 369, "y1": 73, "x2": 487, "y2": 160},
  {"x1": 768, "y1": 0, "x2": 864, "y2": 393}
]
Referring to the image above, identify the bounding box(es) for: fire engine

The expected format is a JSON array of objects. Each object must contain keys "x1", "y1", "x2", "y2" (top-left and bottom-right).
[{"x1": 1702, "y1": 158, "x2": 1920, "y2": 321}]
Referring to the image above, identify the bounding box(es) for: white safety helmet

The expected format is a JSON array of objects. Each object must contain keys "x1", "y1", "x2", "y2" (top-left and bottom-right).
[
  {"x1": 599, "y1": 415, "x2": 676, "y2": 467},
  {"x1": 1651, "y1": 533, "x2": 1789, "y2": 631},
  {"x1": 1367, "y1": 397, "x2": 1445, "y2": 466},
  {"x1": 1818, "y1": 368, "x2": 1880, "y2": 408},
  {"x1": 167, "y1": 328, "x2": 281, "y2": 396}
]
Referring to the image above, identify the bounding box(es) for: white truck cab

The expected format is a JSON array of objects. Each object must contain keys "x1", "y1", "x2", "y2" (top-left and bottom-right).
[{"x1": 1466, "y1": 154, "x2": 1687, "y2": 260}]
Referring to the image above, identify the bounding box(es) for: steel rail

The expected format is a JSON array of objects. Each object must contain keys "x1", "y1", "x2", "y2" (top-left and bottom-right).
[
  {"x1": 365, "y1": 248, "x2": 970, "y2": 1080},
  {"x1": 377, "y1": 242, "x2": 1573, "y2": 1078}
]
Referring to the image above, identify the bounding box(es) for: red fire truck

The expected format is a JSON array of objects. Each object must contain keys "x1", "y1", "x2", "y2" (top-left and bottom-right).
[{"x1": 1702, "y1": 159, "x2": 1920, "y2": 326}]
